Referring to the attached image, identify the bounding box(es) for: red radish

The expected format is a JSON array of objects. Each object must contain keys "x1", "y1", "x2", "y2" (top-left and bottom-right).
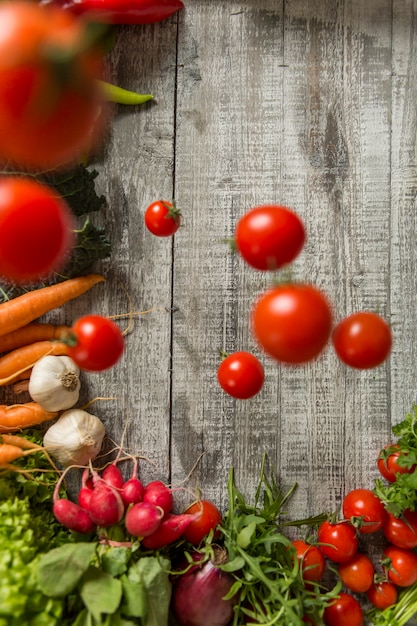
[
  {"x1": 121, "y1": 477, "x2": 144, "y2": 506},
  {"x1": 102, "y1": 463, "x2": 124, "y2": 490},
  {"x1": 143, "y1": 480, "x2": 173, "y2": 515},
  {"x1": 78, "y1": 485, "x2": 94, "y2": 510},
  {"x1": 88, "y1": 483, "x2": 125, "y2": 527},
  {"x1": 172, "y1": 547, "x2": 237, "y2": 626},
  {"x1": 53, "y1": 499, "x2": 95, "y2": 534},
  {"x1": 125, "y1": 501, "x2": 164, "y2": 537},
  {"x1": 141, "y1": 512, "x2": 200, "y2": 550}
]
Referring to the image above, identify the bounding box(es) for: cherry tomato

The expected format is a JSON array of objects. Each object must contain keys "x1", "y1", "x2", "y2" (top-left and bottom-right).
[
  {"x1": 67, "y1": 315, "x2": 124, "y2": 372},
  {"x1": 0, "y1": 177, "x2": 74, "y2": 283},
  {"x1": 337, "y1": 553, "x2": 374, "y2": 593},
  {"x1": 144, "y1": 200, "x2": 181, "y2": 237},
  {"x1": 217, "y1": 351, "x2": 264, "y2": 400},
  {"x1": 366, "y1": 581, "x2": 398, "y2": 610},
  {"x1": 377, "y1": 444, "x2": 416, "y2": 483},
  {"x1": 342, "y1": 488, "x2": 386, "y2": 534},
  {"x1": 292, "y1": 539, "x2": 326, "y2": 583},
  {"x1": 234, "y1": 204, "x2": 305, "y2": 271},
  {"x1": 332, "y1": 311, "x2": 392, "y2": 369},
  {"x1": 251, "y1": 283, "x2": 333, "y2": 365},
  {"x1": 317, "y1": 520, "x2": 358, "y2": 564},
  {"x1": 0, "y1": 2, "x2": 103, "y2": 170},
  {"x1": 183, "y1": 500, "x2": 222, "y2": 546},
  {"x1": 383, "y1": 545, "x2": 417, "y2": 587},
  {"x1": 382, "y1": 510, "x2": 417, "y2": 549},
  {"x1": 323, "y1": 593, "x2": 363, "y2": 626}
]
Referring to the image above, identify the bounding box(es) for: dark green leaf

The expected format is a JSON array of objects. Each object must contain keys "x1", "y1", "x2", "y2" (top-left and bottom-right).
[
  {"x1": 38, "y1": 165, "x2": 106, "y2": 217},
  {"x1": 80, "y1": 566, "x2": 123, "y2": 621},
  {"x1": 121, "y1": 574, "x2": 147, "y2": 618},
  {"x1": 37, "y1": 543, "x2": 97, "y2": 598},
  {"x1": 101, "y1": 547, "x2": 131, "y2": 577}
]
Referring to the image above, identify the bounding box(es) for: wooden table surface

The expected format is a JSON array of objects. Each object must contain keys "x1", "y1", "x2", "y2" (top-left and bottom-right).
[{"x1": 64, "y1": 0, "x2": 417, "y2": 524}]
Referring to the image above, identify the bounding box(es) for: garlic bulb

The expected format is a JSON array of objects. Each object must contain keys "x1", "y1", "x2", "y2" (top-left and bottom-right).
[
  {"x1": 43, "y1": 408, "x2": 105, "y2": 467},
  {"x1": 29, "y1": 355, "x2": 81, "y2": 411}
]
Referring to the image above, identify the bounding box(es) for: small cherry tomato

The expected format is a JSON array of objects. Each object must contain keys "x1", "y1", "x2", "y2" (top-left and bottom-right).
[
  {"x1": 342, "y1": 488, "x2": 386, "y2": 534},
  {"x1": 383, "y1": 545, "x2": 417, "y2": 587},
  {"x1": 251, "y1": 283, "x2": 333, "y2": 365},
  {"x1": 323, "y1": 593, "x2": 363, "y2": 626},
  {"x1": 337, "y1": 553, "x2": 374, "y2": 593},
  {"x1": 377, "y1": 444, "x2": 416, "y2": 483},
  {"x1": 67, "y1": 315, "x2": 124, "y2": 372},
  {"x1": 144, "y1": 200, "x2": 181, "y2": 237},
  {"x1": 382, "y1": 510, "x2": 417, "y2": 549},
  {"x1": 366, "y1": 581, "x2": 398, "y2": 610},
  {"x1": 317, "y1": 520, "x2": 358, "y2": 564},
  {"x1": 234, "y1": 204, "x2": 306, "y2": 270},
  {"x1": 332, "y1": 311, "x2": 392, "y2": 369},
  {"x1": 183, "y1": 500, "x2": 222, "y2": 546},
  {"x1": 0, "y1": 177, "x2": 74, "y2": 283},
  {"x1": 217, "y1": 351, "x2": 264, "y2": 399},
  {"x1": 292, "y1": 539, "x2": 326, "y2": 583}
]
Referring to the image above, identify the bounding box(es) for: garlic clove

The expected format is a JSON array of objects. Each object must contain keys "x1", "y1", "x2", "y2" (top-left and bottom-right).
[
  {"x1": 29, "y1": 355, "x2": 81, "y2": 411},
  {"x1": 43, "y1": 408, "x2": 105, "y2": 467}
]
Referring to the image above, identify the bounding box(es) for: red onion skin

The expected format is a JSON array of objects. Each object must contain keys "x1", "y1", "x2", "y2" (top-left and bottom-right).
[{"x1": 173, "y1": 559, "x2": 236, "y2": 626}]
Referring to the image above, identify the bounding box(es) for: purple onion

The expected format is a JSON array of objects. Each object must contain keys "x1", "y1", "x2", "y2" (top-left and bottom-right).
[{"x1": 172, "y1": 549, "x2": 237, "y2": 626}]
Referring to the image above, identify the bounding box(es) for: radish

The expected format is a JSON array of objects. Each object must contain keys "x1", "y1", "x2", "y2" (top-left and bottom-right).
[
  {"x1": 125, "y1": 501, "x2": 164, "y2": 537},
  {"x1": 53, "y1": 499, "x2": 95, "y2": 534},
  {"x1": 141, "y1": 512, "x2": 200, "y2": 550},
  {"x1": 78, "y1": 468, "x2": 95, "y2": 510},
  {"x1": 121, "y1": 476, "x2": 144, "y2": 506},
  {"x1": 88, "y1": 482, "x2": 125, "y2": 527},
  {"x1": 102, "y1": 463, "x2": 124, "y2": 490},
  {"x1": 143, "y1": 480, "x2": 173, "y2": 515}
]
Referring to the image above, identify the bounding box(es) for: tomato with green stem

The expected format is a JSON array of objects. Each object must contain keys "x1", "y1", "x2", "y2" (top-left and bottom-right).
[
  {"x1": 317, "y1": 520, "x2": 358, "y2": 563},
  {"x1": 382, "y1": 510, "x2": 417, "y2": 549},
  {"x1": 337, "y1": 553, "x2": 374, "y2": 593},
  {"x1": 217, "y1": 351, "x2": 264, "y2": 400},
  {"x1": 291, "y1": 539, "x2": 326, "y2": 583},
  {"x1": 251, "y1": 283, "x2": 333, "y2": 365},
  {"x1": 65, "y1": 315, "x2": 124, "y2": 372},
  {"x1": 383, "y1": 545, "x2": 417, "y2": 587},
  {"x1": 0, "y1": 1, "x2": 104, "y2": 170},
  {"x1": 342, "y1": 488, "x2": 386, "y2": 534},
  {"x1": 234, "y1": 204, "x2": 305, "y2": 271},
  {"x1": 323, "y1": 593, "x2": 363, "y2": 626},
  {"x1": 0, "y1": 177, "x2": 75, "y2": 284},
  {"x1": 366, "y1": 581, "x2": 398, "y2": 610},
  {"x1": 377, "y1": 444, "x2": 416, "y2": 483},
  {"x1": 144, "y1": 200, "x2": 181, "y2": 237},
  {"x1": 332, "y1": 311, "x2": 392, "y2": 369},
  {"x1": 183, "y1": 500, "x2": 222, "y2": 546}
]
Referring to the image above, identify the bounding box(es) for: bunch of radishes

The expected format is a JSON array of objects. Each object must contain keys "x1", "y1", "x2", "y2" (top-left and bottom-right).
[{"x1": 52, "y1": 459, "x2": 220, "y2": 551}]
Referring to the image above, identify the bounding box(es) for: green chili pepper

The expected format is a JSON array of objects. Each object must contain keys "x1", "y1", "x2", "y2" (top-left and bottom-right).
[{"x1": 98, "y1": 80, "x2": 153, "y2": 105}]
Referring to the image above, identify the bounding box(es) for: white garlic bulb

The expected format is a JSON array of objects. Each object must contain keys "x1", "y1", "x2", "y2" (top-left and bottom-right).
[
  {"x1": 29, "y1": 355, "x2": 81, "y2": 411},
  {"x1": 43, "y1": 408, "x2": 105, "y2": 467}
]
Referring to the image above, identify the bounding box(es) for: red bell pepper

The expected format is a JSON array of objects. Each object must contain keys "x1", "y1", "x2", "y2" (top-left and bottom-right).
[{"x1": 40, "y1": 0, "x2": 184, "y2": 25}]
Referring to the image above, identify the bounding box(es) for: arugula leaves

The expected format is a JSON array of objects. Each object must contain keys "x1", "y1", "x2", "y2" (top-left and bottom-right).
[{"x1": 374, "y1": 405, "x2": 417, "y2": 516}]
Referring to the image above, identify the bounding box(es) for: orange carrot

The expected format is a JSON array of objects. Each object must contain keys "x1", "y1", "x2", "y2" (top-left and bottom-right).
[
  {"x1": 0, "y1": 433, "x2": 41, "y2": 449},
  {"x1": 0, "y1": 323, "x2": 71, "y2": 354},
  {"x1": 0, "y1": 274, "x2": 105, "y2": 338},
  {"x1": 0, "y1": 443, "x2": 24, "y2": 464},
  {"x1": 0, "y1": 340, "x2": 69, "y2": 385},
  {"x1": 0, "y1": 402, "x2": 58, "y2": 432}
]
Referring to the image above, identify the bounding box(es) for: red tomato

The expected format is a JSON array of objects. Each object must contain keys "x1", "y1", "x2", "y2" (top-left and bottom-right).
[
  {"x1": 317, "y1": 521, "x2": 358, "y2": 564},
  {"x1": 217, "y1": 351, "x2": 264, "y2": 400},
  {"x1": 234, "y1": 204, "x2": 305, "y2": 271},
  {"x1": 0, "y1": 177, "x2": 74, "y2": 283},
  {"x1": 342, "y1": 488, "x2": 386, "y2": 534},
  {"x1": 337, "y1": 553, "x2": 374, "y2": 593},
  {"x1": 383, "y1": 545, "x2": 417, "y2": 587},
  {"x1": 377, "y1": 444, "x2": 416, "y2": 483},
  {"x1": 382, "y1": 510, "x2": 417, "y2": 549},
  {"x1": 67, "y1": 315, "x2": 124, "y2": 372},
  {"x1": 0, "y1": 2, "x2": 103, "y2": 170},
  {"x1": 332, "y1": 311, "x2": 392, "y2": 369},
  {"x1": 292, "y1": 539, "x2": 326, "y2": 583},
  {"x1": 183, "y1": 500, "x2": 222, "y2": 546},
  {"x1": 366, "y1": 581, "x2": 398, "y2": 610},
  {"x1": 251, "y1": 284, "x2": 333, "y2": 365},
  {"x1": 323, "y1": 593, "x2": 363, "y2": 626},
  {"x1": 144, "y1": 200, "x2": 181, "y2": 237}
]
